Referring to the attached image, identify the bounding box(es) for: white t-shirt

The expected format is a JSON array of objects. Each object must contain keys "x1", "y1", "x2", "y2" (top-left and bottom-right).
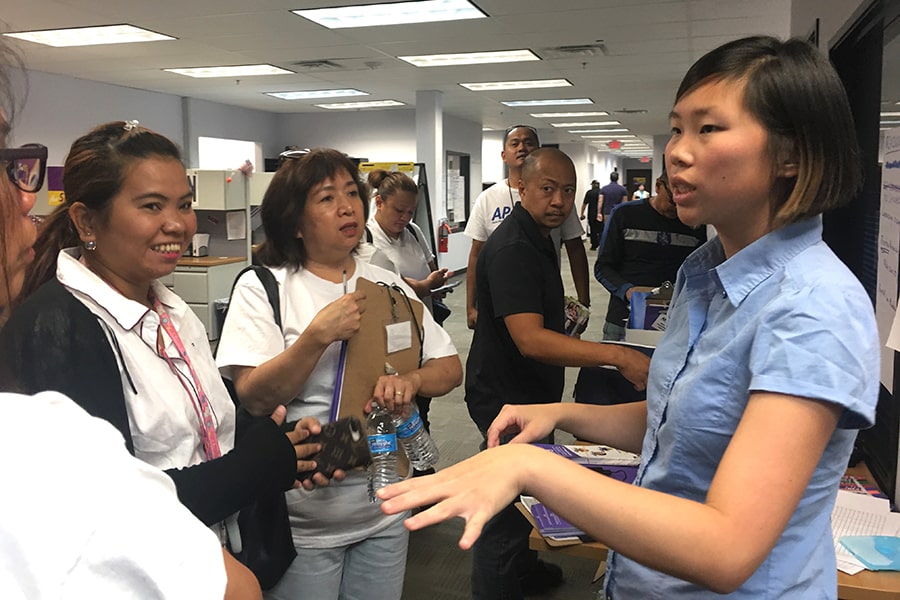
[
  {"x1": 366, "y1": 218, "x2": 435, "y2": 311},
  {"x1": 215, "y1": 258, "x2": 457, "y2": 548},
  {"x1": 56, "y1": 249, "x2": 236, "y2": 471},
  {"x1": 0, "y1": 391, "x2": 226, "y2": 599},
  {"x1": 464, "y1": 179, "x2": 584, "y2": 263}
]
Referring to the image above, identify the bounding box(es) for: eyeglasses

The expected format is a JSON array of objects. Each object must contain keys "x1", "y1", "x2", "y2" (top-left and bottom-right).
[
  {"x1": 503, "y1": 125, "x2": 539, "y2": 144},
  {"x1": 0, "y1": 143, "x2": 48, "y2": 193}
]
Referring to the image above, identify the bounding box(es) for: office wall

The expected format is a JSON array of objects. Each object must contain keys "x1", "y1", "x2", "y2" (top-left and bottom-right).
[
  {"x1": 276, "y1": 109, "x2": 416, "y2": 162},
  {"x1": 15, "y1": 70, "x2": 183, "y2": 165},
  {"x1": 182, "y1": 97, "x2": 281, "y2": 168}
]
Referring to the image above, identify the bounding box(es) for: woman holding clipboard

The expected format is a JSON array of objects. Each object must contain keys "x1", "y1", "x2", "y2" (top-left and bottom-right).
[{"x1": 216, "y1": 148, "x2": 461, "y2": 600}]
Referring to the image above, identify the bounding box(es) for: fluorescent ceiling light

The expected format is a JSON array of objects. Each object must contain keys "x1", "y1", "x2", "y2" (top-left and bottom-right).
[
  {"x1": 502, "y1": 98, "x2": 592, "y2": 107},
  {"x1": 315, "y1": 100, "x2": 406, "y2": 109},
  {"x1": 569, "y1": 128, "x2": 629, "y2": 134},
  {"x1": 401, "y1": 49, "x2": 539, "y2": 68},
  {"x1": 581, "y1": 134, "x2": 636, "y2": 139},
  {"x1": 265, "y1": 89, "x2": 368, "y2": 100},
  {"x1": 165, "y1": 65, "x2": 293, "y2": 78},
  {"x1": 294, "y1": 0, "x2": 486, "y2": 29},
  {"x1": 4, "y1": 24, "x2": 174, "y2": 47},
  {"x1": 880, "y1": 120, "x2": 900, "y2": 125},
  {"x1": 461, "y1": 79, "x2": 571, "y2": 92},
  {"x1": 552, "y1": 121, "x2": 620, "y2": 127},
  {"x1": 881, "y1": 112, "x2": 900, "y2": 117},
  {"x1": 531, "y1": 111, "x2": 609, "y2": 118}
]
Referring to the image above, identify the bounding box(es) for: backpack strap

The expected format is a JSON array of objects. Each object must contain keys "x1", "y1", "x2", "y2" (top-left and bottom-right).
[
  {"x1": 219, "y1": 265, "x2": 281, "y2": 408},
  {"x1": 365, "y1": 225, "x2": 373, "y2": 243}
]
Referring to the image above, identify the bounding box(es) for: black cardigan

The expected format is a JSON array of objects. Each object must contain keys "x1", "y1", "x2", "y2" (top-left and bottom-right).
[{"x1": 0, "y1": 278, "x2": 296, "y2": 526}]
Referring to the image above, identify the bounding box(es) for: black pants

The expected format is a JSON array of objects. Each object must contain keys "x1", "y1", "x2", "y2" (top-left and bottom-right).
[
  {"x1": 587, "y1": 214, "x2": 602, "y2": 248},
  {"x1": 470, "y1": 431, "x2": 553, "y2": 599}
]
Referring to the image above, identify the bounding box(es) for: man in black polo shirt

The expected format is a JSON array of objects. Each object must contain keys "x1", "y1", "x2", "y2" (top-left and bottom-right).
[{"x1": 465, "y1": 148, "x2": 650, "y2": 599}]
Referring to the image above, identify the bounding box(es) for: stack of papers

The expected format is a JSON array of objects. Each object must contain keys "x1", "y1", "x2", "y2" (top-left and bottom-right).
[
  {"x1": 520, "y1": 495, "x2": 585, "y2": 542},
  {"x1": 520, "y1": 445, "x2": 642, "y2": 543},
  {"x1": 832, "y1": 490, "x2": 900, "y2": 574},
  {"x1": 533, "y1": 444, "x2": 640, "y2": 483}
]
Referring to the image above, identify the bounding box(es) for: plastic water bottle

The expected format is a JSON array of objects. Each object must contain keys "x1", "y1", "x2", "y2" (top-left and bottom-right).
[
  {"x1": 393, "y1": 403, "x2": 439, "y2": 470},
  {"x1": 366, "y1": 404, "x2": 399, "y2": 502}
]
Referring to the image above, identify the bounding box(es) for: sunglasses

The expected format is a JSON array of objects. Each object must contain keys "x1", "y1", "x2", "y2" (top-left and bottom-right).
[
  {"x1": 503, "y1": 125, "x2": 539, "y2": 144},
  {"x1": 1, "y1": 143, "x2": 48, "y2": 193}
]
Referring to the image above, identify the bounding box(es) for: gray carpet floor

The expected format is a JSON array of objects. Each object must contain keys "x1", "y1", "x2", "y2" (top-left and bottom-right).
[{"x1": 401, "y1": 237, "x2": 610, "y2": 600}]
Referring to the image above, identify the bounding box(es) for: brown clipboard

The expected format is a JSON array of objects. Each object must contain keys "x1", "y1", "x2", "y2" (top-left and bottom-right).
[{"x1": 335, "y1": 277, "x2": 424, "y2": 476}]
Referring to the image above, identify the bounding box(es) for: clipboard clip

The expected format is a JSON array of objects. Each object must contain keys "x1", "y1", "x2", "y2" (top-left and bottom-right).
[{"x1": 377, "y1": 282, "x2": 425, "y2": 367}]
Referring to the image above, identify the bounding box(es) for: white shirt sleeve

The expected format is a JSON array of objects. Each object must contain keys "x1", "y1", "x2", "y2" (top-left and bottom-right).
[
  {"x1": 559, "y1": 206, "x2": 585, "y2": 241},
  {"x1": 215, "y1": 269, "x2": 287, "y2": 374},
  {"x1": 0, "y1": 391, "x2": 226, "y2": 600},
  {"x1": 464, "y1": 191, "x2": 490, "y2": 242}
]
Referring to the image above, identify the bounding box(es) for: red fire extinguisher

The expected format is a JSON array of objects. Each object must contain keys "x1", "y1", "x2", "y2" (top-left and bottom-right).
[{"x1": 438, "y1": 218, "x2": 451, "y2": 253}]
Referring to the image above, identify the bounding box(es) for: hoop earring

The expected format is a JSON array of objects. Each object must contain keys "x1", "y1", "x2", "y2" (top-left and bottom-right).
[{"x1": 84, "y1": 240, "x2": 97, "y2": 251}]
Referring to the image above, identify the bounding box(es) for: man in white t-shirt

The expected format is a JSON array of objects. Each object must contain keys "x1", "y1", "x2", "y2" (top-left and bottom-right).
[{"x1": 464, "y1": 125, "x2": 589, "y2": 328}]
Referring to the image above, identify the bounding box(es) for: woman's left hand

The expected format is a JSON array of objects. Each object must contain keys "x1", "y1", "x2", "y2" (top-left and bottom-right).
[
  {"x1": 368, "y1": 372, "x2": 422, "y2": 415},
  {"x1": 378, "y1": 444, "x2": 537, "y2": 550}
]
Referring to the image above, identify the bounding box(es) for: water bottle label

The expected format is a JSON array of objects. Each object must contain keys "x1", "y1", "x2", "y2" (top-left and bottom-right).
[
  {"x1": 396, "y1": 413, "x2": 424, "y2": 439},
  {"x1": 368, "y1": 433, "x2": 398, "y2": 454}
]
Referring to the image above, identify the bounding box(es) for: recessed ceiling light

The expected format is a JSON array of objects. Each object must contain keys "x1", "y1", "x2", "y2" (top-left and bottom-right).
[
  {"x1": 568, "y1": 128, "x2": 629, "y2": 134},
  {"x1": 294, "y1": 0, "x2": 486, "y2": 29},
  {"x1": 265, "y1": 89, "x2": 369, "y2": 100},
  {"x1": 461, "y1": 79, "x2": 571, "y2": 92},
  {"x1": 581, "y1": 134, "x2": 636, "y2": 139},
  {"x1": 401, "y1": 49, "x2": 539, "y2": 68},
  {"x1": 530, "y1": 111, "x2": 609, "y2": 118},
  {"x1": 551, "y1": 121, "x2": 620, "y2": 127},
  {"x1": 165, "y1": 65, "x2": 293, "y2": 78},
  {"x1": 4, "y1": 24, "x2": 175, "y2": 47},
  {"x1": 502, "y1": 98, "x2": 592, "y2": 107},
  {"x1": 315, "y1": 100, "x2": 406, "y2": 109}
]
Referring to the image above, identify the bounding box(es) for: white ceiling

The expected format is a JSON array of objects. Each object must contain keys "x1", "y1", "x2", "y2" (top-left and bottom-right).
[{"x1": 4, "y1": 0, "x2": 792, "y2": 149}]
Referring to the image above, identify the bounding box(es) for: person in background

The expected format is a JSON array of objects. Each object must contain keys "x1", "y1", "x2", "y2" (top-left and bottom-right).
[
  {"x1": 594, "y1": 172, "x2": 706, "y2": 340},
  {"x1": 463, "y1": 148, "x2": 650, "y2": 599},
  {"x1": 215, "y1": 148, "x2": 462, "y2": 600},
  {"x1": 365, "y1": 168, "x2": 450, "y2": 443},
  {"x1": 0, "y1": 37, "x2": 260, "y2": 599},
  {"x1": 464, "y1": 125, "x2": 590, "y2": 329},
  {"x1": 598, "y1": 170, "x2": 628, "y2": 223},
  {"x1": 632, "y1": 182, "x2": 650, "y2": 201},
  {"x1": 378, "y1": 36, "x2": 878, "y2": 599},
  {"x1": 366, "y1": 169, "x2": 448, "y2": 313},
  {"x1": 579, "y1": 179, "x2": 602, "y2": 250},
  {"x1": 1, "y1": 122, "x2": 333, "y2": 570}
]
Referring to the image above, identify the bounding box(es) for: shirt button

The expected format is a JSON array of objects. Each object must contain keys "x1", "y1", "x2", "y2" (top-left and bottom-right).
[{"x1": 721, "y1": 290, "x2": 727, "y2": 298}]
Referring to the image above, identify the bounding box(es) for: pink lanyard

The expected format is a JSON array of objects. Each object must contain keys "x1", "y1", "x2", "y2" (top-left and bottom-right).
[{"x1": 148, "y1": 291, "x2": 222, "y2": 461}]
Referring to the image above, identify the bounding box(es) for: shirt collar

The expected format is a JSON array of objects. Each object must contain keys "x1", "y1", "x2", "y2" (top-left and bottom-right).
[
  {"x1": 57, "y1": 248, "x2": 181, "y2": 330},
  {"x1": 682, "y1": 216, "x2": 823, "y2": 306},
  {"x1": 509, "y1": 202, "x2": 555, "y2": 250}
]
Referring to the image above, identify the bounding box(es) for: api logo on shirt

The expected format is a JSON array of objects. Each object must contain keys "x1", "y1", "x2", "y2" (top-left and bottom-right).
[{"x1": 491, "y1": 206, "x2": 512, "y2": 224}]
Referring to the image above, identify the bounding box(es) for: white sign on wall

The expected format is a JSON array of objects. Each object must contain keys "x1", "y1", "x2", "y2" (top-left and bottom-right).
[{"x1": 876, "y1": 127, "x2": 900, "y2": 391}]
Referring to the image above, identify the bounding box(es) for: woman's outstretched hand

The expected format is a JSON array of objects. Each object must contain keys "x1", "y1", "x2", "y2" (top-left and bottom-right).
[{"x1": 377, "y1": 444, "x2": 541, "y2": 550}]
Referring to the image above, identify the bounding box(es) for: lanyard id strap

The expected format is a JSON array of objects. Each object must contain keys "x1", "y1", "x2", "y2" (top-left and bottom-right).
[{"x1": 148, "y1": 291, "x2": 222, "y2": 461}]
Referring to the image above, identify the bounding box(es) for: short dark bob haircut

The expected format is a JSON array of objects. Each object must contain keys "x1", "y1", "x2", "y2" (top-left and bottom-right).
[
  {"x1": 674, "y1": 35, "x2": 861, "y2": 228},
  {"x1": 256, "y1": 147, "x2": 368, "y2": 270}
]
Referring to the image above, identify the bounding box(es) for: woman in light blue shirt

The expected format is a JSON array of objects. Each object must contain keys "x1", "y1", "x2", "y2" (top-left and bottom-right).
[{"x1": 378, "y1": 36, "x2": 879, "y2": 599}]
